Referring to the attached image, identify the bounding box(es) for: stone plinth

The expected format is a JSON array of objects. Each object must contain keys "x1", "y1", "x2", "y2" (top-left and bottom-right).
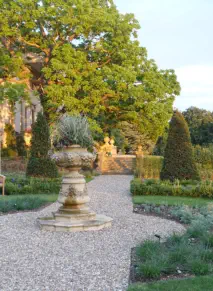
[
  {"x1": 38, "y1": 214, "x2": 112, "y2": 232},
  {"x1": 37, "y1": 145, "x2": 112, "y2": 232}
]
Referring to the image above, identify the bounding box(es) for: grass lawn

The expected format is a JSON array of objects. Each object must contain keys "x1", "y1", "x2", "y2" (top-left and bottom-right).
[
  {"x1": 133, "y1": 195, "x2": 213, "y2": 207},
  {"x1": 0, "y1": 194, "x2": 58, "y2": 213},
  {"x1": 128, "y1": 275, "x2": 213, "y2": 291}
]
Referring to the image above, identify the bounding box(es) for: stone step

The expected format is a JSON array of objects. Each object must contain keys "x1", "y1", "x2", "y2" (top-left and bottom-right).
[
  {"x1": 100, "y1": 156, "x2": 135, "y2": 175},
  {"x1": 54, "y1": 211, "x2": 96, "y2": 222}
]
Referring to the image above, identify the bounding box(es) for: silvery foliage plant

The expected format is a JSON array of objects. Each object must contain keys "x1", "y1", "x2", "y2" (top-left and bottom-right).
[{"x1": 53, "y1": 115, "x2": 93, "y2": 148}]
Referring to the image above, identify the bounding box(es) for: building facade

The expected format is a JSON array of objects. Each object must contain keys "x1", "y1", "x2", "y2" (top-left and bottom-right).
[{"x1": 0, "y1": 93, "x2": 42, "y2": 147}]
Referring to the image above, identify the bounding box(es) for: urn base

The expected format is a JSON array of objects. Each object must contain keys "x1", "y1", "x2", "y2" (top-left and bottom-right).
[{"x1": 37, "y1": 213, "x2": 112, "y2": 232}]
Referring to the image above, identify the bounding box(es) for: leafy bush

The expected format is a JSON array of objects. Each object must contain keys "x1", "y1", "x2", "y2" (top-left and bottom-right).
[
  {"x1": 5, "y1": 124, "x2": 16, "y2": 150},
  {"x1": 3, "y1": 123, "x2": 17, "y2": 157},
  {"x1": 161, "y1": 111, "x2": 200, "y2": 181},
  {"x1": 53, "y1": 115, "x2": 93, "y2": 148},
  {"x1": 131, "y1": 179, "x2": 213, "y2": 198},
  {"x1": 5, "y1": 174, "x2": 61, "y2": 195},
  {"x1": 26, "y1": 112, "x2": 58, "y2": 178}
]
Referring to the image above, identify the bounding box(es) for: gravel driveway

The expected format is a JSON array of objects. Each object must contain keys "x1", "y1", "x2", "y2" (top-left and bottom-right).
[{"x1": 0, "y1": 175, "x2": 185, "y2": 291}]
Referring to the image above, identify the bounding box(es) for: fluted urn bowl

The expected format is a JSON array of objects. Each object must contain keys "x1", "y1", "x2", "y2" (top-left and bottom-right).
[{"x1": 52, "y1": 145, "x2": 95, "y2": 171}]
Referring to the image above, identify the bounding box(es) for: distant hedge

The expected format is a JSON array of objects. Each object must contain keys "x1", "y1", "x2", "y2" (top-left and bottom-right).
[
  {"x1": 131, "y1": 178, "x2": 213, "y2": 198},
  {"x1": 135, "y1": 155, "x2": 163, "y2": 179},
  {"x1": 193, "y1": 145, "x2": 213, "y2": 168}
]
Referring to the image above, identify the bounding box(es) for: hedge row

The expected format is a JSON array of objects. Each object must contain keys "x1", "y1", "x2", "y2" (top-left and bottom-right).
[
  {"x1": 130, "y1": 178, "x2": 213, "y2": 198},
  {"x1": 135, "y1": 156, "x2": 163, "y2": 179},
  {"x1": 135, "y1": 155, "x2": 213, "y2": 180},
  {"x1": 193, "y1": 145, "x2": 213, "y2": 169},
  {"x1": 4, "y1": 174, "x2": 61, "y2": 195}
]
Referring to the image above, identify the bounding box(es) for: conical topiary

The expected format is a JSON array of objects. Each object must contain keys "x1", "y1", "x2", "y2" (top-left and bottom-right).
[
  {"x1": 160, "y1": 110, "x2": 200, "y2": 181},
  {"x1": 16, "y1": 132, "x2": 27, "y2": 157},
  {"x1": 26, "y1": 112, "x2": 58, "y2": 178}
]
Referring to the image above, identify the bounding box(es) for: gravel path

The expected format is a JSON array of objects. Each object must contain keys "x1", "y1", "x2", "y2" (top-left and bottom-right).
[{"x1": 0, "y1": 175, "x2": 185, "y2": 291}]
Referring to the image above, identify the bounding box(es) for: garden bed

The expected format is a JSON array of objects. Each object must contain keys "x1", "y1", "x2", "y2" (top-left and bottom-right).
[
  {"x1": 129, "y1": 247, "x2": 194, "y2": 285},
  {"x1": 129, "y1": 188, "x2": 213, "y2": 289},
  {"x1": 0, "y1": 194, "x2": 58, "y2": 214},
  {"x1": 129, "y1": 220, "x2": 213, "y2": 286},
  {"x1": 134, "y1": 204, "x2": 186, "y2": 224}
]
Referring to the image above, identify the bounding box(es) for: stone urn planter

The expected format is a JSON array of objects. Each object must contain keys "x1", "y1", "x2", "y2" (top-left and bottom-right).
[{"x1": 38, "y1": 145, "x2": 112, "y2": 232}]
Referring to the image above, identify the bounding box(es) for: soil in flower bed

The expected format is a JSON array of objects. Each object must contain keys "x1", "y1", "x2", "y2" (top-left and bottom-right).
[{"x1": 134, "y1": 204, "x2": 186, "y2": 224}]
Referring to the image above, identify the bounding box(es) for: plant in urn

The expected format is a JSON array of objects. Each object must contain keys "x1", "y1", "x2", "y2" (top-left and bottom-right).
[{"x1": 38, "y1": 116, "x2": 112, "y2": 231}]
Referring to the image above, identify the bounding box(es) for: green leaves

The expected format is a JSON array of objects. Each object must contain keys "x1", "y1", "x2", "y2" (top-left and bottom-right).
[
  {"x1": 0, "y1": 0, "x2": 181, "y2": 145},
  {"x1": 53, "y1": 115, "x2": 93, "y2": 148}
]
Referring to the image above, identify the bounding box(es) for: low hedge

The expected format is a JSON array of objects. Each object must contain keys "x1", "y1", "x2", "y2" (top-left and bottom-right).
[
  {"x1": 4, "y1": 174, "x2": 61, "y2": 195},
  {"x1": 131, "y1": 178, "x2": 213, "y2": 198}
]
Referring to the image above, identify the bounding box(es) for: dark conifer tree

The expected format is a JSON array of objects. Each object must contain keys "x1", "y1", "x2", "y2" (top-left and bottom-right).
[
  {"x1": 26, "y1": 112, "x2": 58, "y2": 178},
  {"x1": 160, "y1": 110, "x2": 200, "y2": 181}
]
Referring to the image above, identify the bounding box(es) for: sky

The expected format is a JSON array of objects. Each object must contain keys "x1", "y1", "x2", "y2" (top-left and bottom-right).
[{"x1": 114, "y1": 0, "x2": 213, "y2": 111}]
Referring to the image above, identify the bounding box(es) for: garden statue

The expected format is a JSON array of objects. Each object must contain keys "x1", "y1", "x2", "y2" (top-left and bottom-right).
[
  {"x1": 38, "y1": 115, "x2": 112, "y2": 232},
  {"x1": 136, "y1": 145, "x2": 143, "y2": 156},
  {"x1": 100, "y1": 136, "x2": 117, "y2": 156}
]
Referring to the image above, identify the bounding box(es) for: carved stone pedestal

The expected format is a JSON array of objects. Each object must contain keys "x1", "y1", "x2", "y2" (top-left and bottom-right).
[{"x1": 37, "y1": 146, "x2": 112, "y2": 232}]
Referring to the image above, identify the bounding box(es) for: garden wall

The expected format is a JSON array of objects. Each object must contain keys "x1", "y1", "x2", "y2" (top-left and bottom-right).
[
  {"x1": 1, "y1": 157, "x2": 27, "y2": 173},
  {"x1": 98, "y1": 154, "x2": 136, "y2": 175}
]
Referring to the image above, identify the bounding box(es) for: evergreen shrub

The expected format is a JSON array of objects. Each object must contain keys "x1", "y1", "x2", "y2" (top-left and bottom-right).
[
  {"x1": 16, "y1": 132, "x2": 27, "y2": 157},
  {"x1": 161, "y1": 111, "x2": 200, "y2": 181},
  {"x1": 26, "y1": 112, "x2": 58, "y2": 178}
]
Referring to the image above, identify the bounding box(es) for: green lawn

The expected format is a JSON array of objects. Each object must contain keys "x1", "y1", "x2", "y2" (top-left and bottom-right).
[
  {"x1": 0, "y1": 194, "x2": 58, "y2": 213},
  {"x1": 128, "y1": 275, "x2": 213, "y2": 291},
  {"x1": 133, "y1": 195, "x2": 213, "y2": 207}
]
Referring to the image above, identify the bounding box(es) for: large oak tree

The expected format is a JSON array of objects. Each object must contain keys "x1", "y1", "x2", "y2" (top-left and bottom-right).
[{"x1": 0, "y1": 0, "x2": 181, "y2": 143}]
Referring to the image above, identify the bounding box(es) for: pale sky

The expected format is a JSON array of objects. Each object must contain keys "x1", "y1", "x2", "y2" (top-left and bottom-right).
[{"x1": 114, "y1": 0, "x2": 213, "y2": 111}]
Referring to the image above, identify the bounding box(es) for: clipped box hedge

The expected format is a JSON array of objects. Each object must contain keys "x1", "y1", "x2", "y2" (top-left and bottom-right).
[
  {"x1": 4, "y1": 174, "x2": 61, "y2": 195},
  {"x1": 130, "y1": 178, "x2": 213, "y2": 198}
]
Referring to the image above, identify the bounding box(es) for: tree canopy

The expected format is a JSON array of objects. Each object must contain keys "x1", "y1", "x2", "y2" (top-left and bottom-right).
[
  {"x1": 0, "y1": 0, "x2": 181, "y2": 144},
  {"x1": 183, "y1": 107, "x2": 213, "y2": 145}
]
